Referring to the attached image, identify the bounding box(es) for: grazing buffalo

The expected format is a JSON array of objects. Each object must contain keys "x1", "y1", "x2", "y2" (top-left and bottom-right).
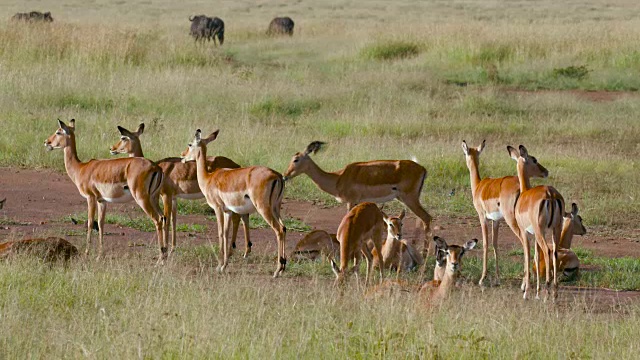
[
  {"x1": 189, "y1": 15, "x2": 224, "y2": 45},
  {"x1": 12, "y1": 11, "x2": 53, "y2": 22},
  {"x1": 267, "y1": 17, "x2": 294, "y2": 36}
]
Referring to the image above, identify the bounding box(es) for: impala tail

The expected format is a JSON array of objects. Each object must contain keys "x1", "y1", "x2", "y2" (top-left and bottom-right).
[{"x1": 541, "y1": 198, "x2": 563, "y2": 229}]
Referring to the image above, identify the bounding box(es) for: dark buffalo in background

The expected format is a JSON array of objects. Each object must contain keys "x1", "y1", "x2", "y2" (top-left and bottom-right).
[
  {"x1": 267, "y1": 17, "x2": 294, "y2": 36},
  {"x1": 12, "y1": 11, "x2": 53, "y2": 22},
  {"x1": 189, "y1": 15, "x2": 225, "y2": 45}
]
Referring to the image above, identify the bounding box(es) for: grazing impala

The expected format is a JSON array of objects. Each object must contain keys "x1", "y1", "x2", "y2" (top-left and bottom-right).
[
  {"x1": 44, "y1": 119, "x2": 166, "y2": 260},
  {"x1": 109, "y1": 123, "x2": 251, "y2": 256},
  {"x1": 283, "y1": 141, "x2": 433, "y2": 255},
  {"x1": 181, "y1": 129, "x2": 287, "y2": 277},
  {"x1": 462, "y1": 140, "x2": 549, "y2": 286},
  {"x1": 331, "y1": 202, "x2": 389, "y2": 286},
  {"x1": 536, "y1": 203, "x2": 586, "y2": 279},
  {"x1": 508, "y1": 145, "x2": 565, "y2": 300}
]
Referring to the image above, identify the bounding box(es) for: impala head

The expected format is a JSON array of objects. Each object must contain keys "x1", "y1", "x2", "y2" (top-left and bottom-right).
[
  {"x1": 461, "y1": 139, "x2": 486, "y2": 169},
  {"x1": 181, "y1": 129, "x2": 219, "y2": 163},
  {"x1": 383, "y1": 209, "x2": 405, "y2": 242},
  {"x1": 283, "y1": 141, "x2": 326, "y2": 181},
  {"x1": 564, "y1": 202, "x2": 587, "y2": 236},
  {"x1": 434, "y1": 236, "x2": 477, "y2": 273},
  {"x1": 507, "y1": 145, "x2": 549, "y2": 179},
  {"x1": 44, "y1": 119, "x2": 75, "y2": 151},
  {"x1": 110, "y1": 123, "x2": 144, "y2": 155}
]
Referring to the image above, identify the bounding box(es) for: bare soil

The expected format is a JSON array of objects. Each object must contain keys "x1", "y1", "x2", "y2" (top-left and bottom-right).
[{"x1": 1, "y1": 166, "x2": 639, "y2": 305}]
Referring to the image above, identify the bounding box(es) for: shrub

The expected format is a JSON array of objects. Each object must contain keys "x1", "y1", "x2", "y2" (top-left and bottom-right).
[
  {"x1": 553, "y1": 65, "x2": 590, "y2": 80},
  {"x1": 361, "y1": 41, "x2": 421, "y2": 61}
]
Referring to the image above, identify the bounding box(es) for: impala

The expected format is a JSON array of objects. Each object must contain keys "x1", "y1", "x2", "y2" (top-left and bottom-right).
[
  {"x1": 44, "y1": 119, "x2": 166, "y2": 260},
  {"x1": 425, "y1": 236, "x2": 477, "y2": 301},
  {"x1": 181, "y1": 129, "x2": 287, "y2": 277},
  {"x1": 508, "y1": 145, "x2": 565, "y2": 300},
  {"x1": 293, "y1": 229, "x2": 339, "y2": 261},
  {"x1": 109, "y1": 123, "x2": 251, "y2": 256},
  {"x1": 431, "y1": 237, "x2": 448, "y2": 287},
  {"x1": 330, "y1": 202, "x2": 389, "y2": 286},
  {"x1": 536, "y1": 203, "x2": 586, "y2": 279},
  {"x1": 372, "y1": 210, "x2": 425, "y2": 275},
  {"x1": 462, "y1": 140, "x2": 548, "y2": 286},
  {"x1": 283, "y1": 141, "x2": 433, "y2": 255}
]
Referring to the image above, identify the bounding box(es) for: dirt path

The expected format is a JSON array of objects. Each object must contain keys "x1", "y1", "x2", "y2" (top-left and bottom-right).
[{"x1": 1, "y1": 166, "x2": 639, "y2": 259}]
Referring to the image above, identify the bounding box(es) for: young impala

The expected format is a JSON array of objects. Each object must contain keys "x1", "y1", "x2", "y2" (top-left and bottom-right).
[
  {"x1": 109, "y1": 123, "x2": 251, "y2": 256},
  {"x1": 181, "y1": 129, "x2": 287, "y2": 277},
  {"x1": 462, "y1": 140, "x2": 548, "y2": 286},
  {"x1": 508, "y1": 145, "x2": 565, "y2": 300},
  {"x1": 429, "y1": 236, "x2": 477, "y2": 301},
  {"x1": 371, "y1": 210, "x2": 425, "y2": 276},
  {"x1": 44, "y1": 119, "x2": 166, "y2": 261},
  {"x1": 283, "y1": 141, "x2": 433, "y2": 255}
]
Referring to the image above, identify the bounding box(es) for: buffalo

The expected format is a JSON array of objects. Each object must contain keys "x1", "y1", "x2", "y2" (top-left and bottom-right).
[
  {"x1": 267, "y1": 17, "x2": 294, "y2": 36},
  {"x1": 12, "y1": 11, "x2": 53, "y2": 22},
  {"x1": 189, "y1": 15, "x2": 224, "y2": 45}
]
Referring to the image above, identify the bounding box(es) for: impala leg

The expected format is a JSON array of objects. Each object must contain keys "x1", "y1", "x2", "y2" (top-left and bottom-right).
[
  {"x1": 96, "y1": 201, "x2": 107, "y2": 260},
  {"x1": 491, "y1": 220, "x2": 500, "y2": 285},
  {"x1": 134, "y1": 192, "x2": 167, "y2": 262},
  {"x1": 222, "y1": 212, "x2": 233, "y2": 271},
  {"x1": 257, "y1": 206, "x2": 286, "y2": 278},
  {"x1": 171, "y1": 198, "x2": 177, "y2": 253},
  {"x1": 160, "y1": 193, "x2": 173, "y2": 253},
  {"x1": 520, "y1": 230, "x2": 531, "y2": 299},
  {"x1": 551, "y1": 224, "x2": 562, "y2": 300},
  {"x1": 360, "y1": 247, "x2": 374, "y2": 287},
  {"x1": 229, "y1": 213, "x2": 240, "y2": 257},
  {"x1": 399, "y1": 196, "x2": 432, "y2": 257},
  {"x1": 213, "y1": 208, "x2": 225, "y2": 273},
  {"x1": 241, "y1": 214, "x2": 251, "y2": 258},
  {"x1": 478, "y1": 217, "x2": 490, "y2": 286},
  {"x1": 85, "y1": 198, "x2": 96, "y2": 256}
]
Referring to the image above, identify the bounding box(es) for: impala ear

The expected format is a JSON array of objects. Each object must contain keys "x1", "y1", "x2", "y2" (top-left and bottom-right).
[
  {"x1": 433, "y1": 236, "x2": 447, "y2": 250},
  {"x1": 68, "y1": 119, "x2": 75, "y2": 129},
  {"x1": 194, "y1": 129, "x2": 202, "y2": 143},
  {"x1": 117, "y1": 125, "x2": 133, "y2": 137},
  {"x1": 518, "y1": 145, "x2": 529, "y2": 158},
  {"x1": 464, "y1": 239, "x2": 478, "y2": 251},
  {"x1": 381, "y1": 210, "x2": 390, "y2": 224},
  {"x1": 478, "y1": 139, "x2": 486, "y2": 154},
  {"x1": 136, "y1": 123, "x2": 145, "y2": 136},
  {"x1": 461, "y1": 140, "x2": 469, "y2": 155},
  {"x1": 507, "y1": 145, "x2": 520, "y2": 161},
  {"x1": 201, "y1": 129, "x2": 219, "y2": 144},
  {"x1": 304, "y1": 141, "x2": 325, "y2": 156},
  {"x1": 571, "y1": 203, "x2": 579, "y2": 217},
  {"x1": 57, "y1": 119, "x2": 70, "y2": 134},
  {"x1": 398, "y1": 209, "x2": 406, "y2": 221}
]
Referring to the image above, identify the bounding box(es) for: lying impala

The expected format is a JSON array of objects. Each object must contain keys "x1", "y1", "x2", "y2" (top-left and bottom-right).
[
  {"x1": 508, "y1": 145, "x2": 565, "y2": 300},
  {"x1": 181, "y1": 129, "x2": 287, "y2": 277},
  {"x1": 283, "y1": 141, "x2": 433, "y2": 255},
  {"x1": 109, "y1": 123, "x2": 251, "y2": 256},
  {"x1": 331, "y1": 202, "x2": 388, "y2": 286},
  {"x1": 44, "y1": 119, "x2": 166, "y2": 260},
  {"x1": 371, "y1": 210, "x2": 424, "y2": 275},
  {"x1": 536, "y1": 203, "x2": 586, "y2": 279},
  {"x1": 462, "y1": 140, "x2": 548, "y2": 286},
  {"x1": 428, "y1": 236, "x2": 477, "y2": 301}
]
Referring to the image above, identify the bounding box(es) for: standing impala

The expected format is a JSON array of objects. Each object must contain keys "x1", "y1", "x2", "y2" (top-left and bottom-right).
[
  {"x1": 181, "y1": 129, "x2": 287, "y2": 277},
  {"x1": 508, "y1": 145, "x2": 565, "y2": 300},
  {"x1": 283, "y1": 141, "x2": 433, "y2": 255},
  {"x1": 44, "y1": 119, "x2": 166, "y2": 260},
  {"x1": 462, "y1": 140, "x2": 548, "y2": 286},
  {"x1": 109, "y1": 123, "x2": 251, "y2": 256}
]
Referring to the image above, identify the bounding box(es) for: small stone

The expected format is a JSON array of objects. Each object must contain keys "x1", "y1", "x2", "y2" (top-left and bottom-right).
[{"x1": 433, "y1": 225, "x2": 444, "y2": 231}]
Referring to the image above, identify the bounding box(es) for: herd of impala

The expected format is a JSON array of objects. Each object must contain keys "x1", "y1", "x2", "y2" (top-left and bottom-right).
[{"x1": 40, "y1": 118, "x2": 586, "y2": 301}]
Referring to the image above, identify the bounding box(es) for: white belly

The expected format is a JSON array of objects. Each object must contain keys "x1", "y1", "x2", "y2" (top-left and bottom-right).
[
  {"x1": 96, "y1": 183, "x2": 134, "y2": 203},
  {"x1": 486, "y1": 211, "x2": 503, "y2": 221},
  {"x1": 178, "y1": 192, "x2": 204, "y2": 200},
  {"x1": 224, "y1": 196, "x2": 256, "y2": 215},
  {"x1": 363, "y1": 194, "x2": 398, "y2": 204}
]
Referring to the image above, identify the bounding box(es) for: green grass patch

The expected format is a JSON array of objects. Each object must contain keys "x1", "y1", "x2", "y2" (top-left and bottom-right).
[
  {"x1": 249, "y1": 97, "x2": 321, "y2": 120},
  {"x1": 361, "y1": 40, "x2": 421, "y2": 61}
]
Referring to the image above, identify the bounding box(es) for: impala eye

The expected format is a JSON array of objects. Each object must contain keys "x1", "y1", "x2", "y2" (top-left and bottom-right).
[
  {"x1": 293, "y1": 159, "x2": 299, "y2": 163},
  {"x1": 188, "y1": 143, "x2": 192, "y2": 147},
  {"x1": 120, "y1": 136, "x2": 127, "y2": 141},
  {"x1": 55, "y1": 131, "x2": 62, "y2": 135}
]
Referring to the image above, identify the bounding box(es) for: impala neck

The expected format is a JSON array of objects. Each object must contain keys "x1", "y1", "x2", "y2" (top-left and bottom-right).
[
  {"x1": 438, "y1": 270, "x2": 457, "y2": 292},
  {"x1": 195, "y1": 145, "x2": 210, "y2": 186},
  {"x1": 516, "y1": 162, "x2": 531, "y2": 193},
  {"x1": 63, "y1": 135, "x2": 82, "y2": 183},
  {"x1": 130, "y1": 143, "x2": 144, "y2": 158},
  {"x1": 560, "y1": 221, "x2": 573, "y2": 249},
  {"x1": 304, "y1": 159, "x2": 340, "y2": 197},
  {"x1": 466, "y1": 156, "x2": 482, "y2": 196}
]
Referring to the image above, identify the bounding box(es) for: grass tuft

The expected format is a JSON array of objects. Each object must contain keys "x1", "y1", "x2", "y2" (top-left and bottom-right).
[{"x1": 361, "y1": 40, "x2": 421, "y2": 61}]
